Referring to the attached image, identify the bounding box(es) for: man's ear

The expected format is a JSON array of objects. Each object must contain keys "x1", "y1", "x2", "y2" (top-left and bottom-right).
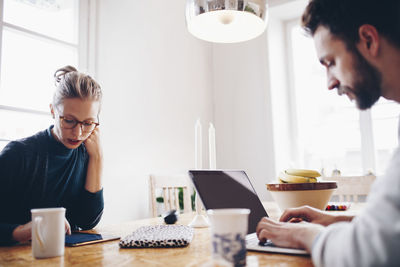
[
  {"x1": 50, "y1": 104, "x2": 55, "y2": 119},
  {"x1": 357, "y1": 24, "x2": 380, "y2": 58}
]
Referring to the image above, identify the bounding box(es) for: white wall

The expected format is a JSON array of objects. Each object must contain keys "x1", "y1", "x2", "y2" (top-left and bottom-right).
[
  {"x1": 95, "y1": 0, "x2": 306, "y2": 224},
  {"x1": 210, "y1": 0, "x2": 308, "y2": 201},
  {"x1": 96, "y1": 0, "x2": 214, "y2": 224},
  {"x1": 211, "y1": 35, "x2": 276, "y2": 201}
]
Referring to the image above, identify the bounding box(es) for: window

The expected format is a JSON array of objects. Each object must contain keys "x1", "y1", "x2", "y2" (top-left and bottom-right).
[
  {"x1": 285, "y1": 21, "x2": 400, "y2": 176},
  {"x1": 0, "y1": 0, "x2": 93, "y2": 150}
]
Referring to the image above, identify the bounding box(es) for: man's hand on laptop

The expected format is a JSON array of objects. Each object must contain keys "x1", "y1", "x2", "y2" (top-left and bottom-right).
[
  {"x1": 280, "y1": 205, "x2": 354, "y2": 226},
  {"x1": 256, "y1": 217, "x2": 324, "y2": 252}
]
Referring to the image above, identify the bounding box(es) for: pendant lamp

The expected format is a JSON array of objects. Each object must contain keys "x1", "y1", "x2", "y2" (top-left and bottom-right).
[{"x1": 186, "y1": 0, "x2": 268, "y2": 43}]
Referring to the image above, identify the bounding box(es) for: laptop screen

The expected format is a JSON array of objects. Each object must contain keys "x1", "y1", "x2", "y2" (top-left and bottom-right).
[{"x1": 188, "y1": 170, "x2": 268, "y2": 234}]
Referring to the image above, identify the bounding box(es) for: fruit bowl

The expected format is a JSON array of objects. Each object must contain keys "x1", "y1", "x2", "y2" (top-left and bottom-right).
[{"x1": 266, "y1": 182, "x2": 337, "y2": 212}]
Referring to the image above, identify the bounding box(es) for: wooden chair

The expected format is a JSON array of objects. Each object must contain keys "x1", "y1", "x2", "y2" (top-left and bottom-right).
[
  {"x1": 321, "y1": 175, "x2": 376, "y2": 202},
  {"x1": 149, "y1": 174, "x2": 193, "y2": 217}
]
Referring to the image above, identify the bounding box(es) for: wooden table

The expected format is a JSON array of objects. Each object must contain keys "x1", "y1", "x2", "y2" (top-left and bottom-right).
[{"x1": 0, "y1": 202, "x2": 364, "y2": 267}]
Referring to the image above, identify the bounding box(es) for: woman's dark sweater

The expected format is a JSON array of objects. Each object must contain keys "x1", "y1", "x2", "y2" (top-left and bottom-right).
[{"x1": 0, "y1": 126, "x2": 104, "y2": 245}]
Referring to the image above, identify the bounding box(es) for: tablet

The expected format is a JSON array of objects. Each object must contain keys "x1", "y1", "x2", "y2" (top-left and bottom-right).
[{"x1": 65, "y1": 232, "x2": 120, "y2": 247}]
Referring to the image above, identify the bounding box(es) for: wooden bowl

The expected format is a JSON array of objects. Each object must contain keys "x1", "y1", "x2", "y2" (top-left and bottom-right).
[{"x1": 266, "y1": 182, "x2": 337, "y2": 211}]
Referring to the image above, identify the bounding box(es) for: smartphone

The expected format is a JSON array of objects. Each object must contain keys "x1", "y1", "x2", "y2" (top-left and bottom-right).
[{"x1": 65, "y1": 232, "x2": 120, "y2": 247}]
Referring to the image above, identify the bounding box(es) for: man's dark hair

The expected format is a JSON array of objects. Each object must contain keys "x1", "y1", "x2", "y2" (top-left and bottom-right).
[{"x1": 302, "y1": 0, "x2": 400, "y2": 49}]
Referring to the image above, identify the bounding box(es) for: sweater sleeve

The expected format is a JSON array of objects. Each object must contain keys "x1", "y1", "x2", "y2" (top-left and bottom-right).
[
  {"x1": 311, "y1": 148, "x2": 400, "y2": 267},
  {"x1": 0, "y1": 224, "x2": 20, "y2": 246},
  {"x1": 0, "y1": 142, "x2": 24, "y2": 245},
  {"x1": 68, "y1": 188, "x2": 104, "y2": 230}
]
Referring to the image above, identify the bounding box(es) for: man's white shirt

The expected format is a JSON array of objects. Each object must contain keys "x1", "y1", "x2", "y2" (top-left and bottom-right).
[{"x1": 312, "y1": 118, "x2": 400, "y2": 267}]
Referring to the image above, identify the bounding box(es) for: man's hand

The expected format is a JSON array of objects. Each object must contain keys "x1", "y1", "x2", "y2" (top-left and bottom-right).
[
  {"x1": 280, "y1": 205, "x2": 353, "y2": 226},
  {"x1": 84, "y1": 127, "x2": 103, "y2": 159},
  {"x1": 12, "y1": 219, "x2": 71, "y2": 243},
  {"x1": 256, "y1": 217, "x2": 324, "y2": 251}
]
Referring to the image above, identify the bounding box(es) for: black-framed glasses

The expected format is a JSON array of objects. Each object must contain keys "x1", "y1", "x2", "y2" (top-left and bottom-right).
[{"x1": 59, "y1": 116, "x2": 99, "y2": 133}]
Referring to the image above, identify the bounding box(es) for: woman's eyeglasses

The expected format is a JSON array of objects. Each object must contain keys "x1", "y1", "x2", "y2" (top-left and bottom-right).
[{"x1": 59, "y1": 116, "x2": 99, "y2": 133}]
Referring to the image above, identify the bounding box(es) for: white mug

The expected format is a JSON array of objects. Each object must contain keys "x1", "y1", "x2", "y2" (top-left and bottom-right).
[
  {"x1": 207, "y1": 209, "x2": 250, "y2": 267},
  {"x1": 31, "y1": 207, "x2": 66, "y2": 259}
]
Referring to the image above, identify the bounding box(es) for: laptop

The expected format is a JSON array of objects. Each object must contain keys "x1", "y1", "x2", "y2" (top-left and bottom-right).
[{"x1": 188, "y1": 170, "x2": 309, "y2": 255}]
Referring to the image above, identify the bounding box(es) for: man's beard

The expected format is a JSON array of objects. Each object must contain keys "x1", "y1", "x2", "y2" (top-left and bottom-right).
[{"x1": 338, "y1": 48, "x2": 382, "y2": 110}]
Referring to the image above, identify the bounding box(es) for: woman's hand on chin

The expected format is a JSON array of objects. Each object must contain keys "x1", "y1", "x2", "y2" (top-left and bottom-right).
[{"x1": 84, "y1": 127, "x2": 103, "y2": 159}]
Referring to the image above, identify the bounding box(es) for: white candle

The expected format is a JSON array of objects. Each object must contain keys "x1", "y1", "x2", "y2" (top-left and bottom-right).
[
  {"x1": 195, "y1": 119, "x2": 202, "y2": 169},
  {"x1": 209, "y1": 123, "x2": 216, "y2": 169}
]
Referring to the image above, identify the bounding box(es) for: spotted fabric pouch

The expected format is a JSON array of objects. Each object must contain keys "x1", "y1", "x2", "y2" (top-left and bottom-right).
[{"x1": 119, "y1": 225, "x2": 194, "y2": 248}]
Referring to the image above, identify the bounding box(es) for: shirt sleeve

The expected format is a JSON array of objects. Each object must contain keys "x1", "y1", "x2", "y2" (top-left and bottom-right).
[
  {"x1": 0, "y1": 224, "x2": 20, "y2": 246},
  {"x1": 68, "y1": 188, "x2": 104, "y2": 230},
  {"x1": 312, "y1": 148, "x2": 400, "y2": 267},
  {"x1": 0, "y1": 142, "x2": 25, "y2": 245}
]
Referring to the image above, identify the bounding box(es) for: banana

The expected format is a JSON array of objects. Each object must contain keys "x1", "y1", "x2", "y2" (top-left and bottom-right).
[
  {"x1": 278, "y1": 171, "x2": 318, "y2": 183},
  {"x1": 278, "y1": 178, "x2": 288, "y2": 184},
  {"x1": 285, "y1": 169, "x2": 321, "y2": 178}
]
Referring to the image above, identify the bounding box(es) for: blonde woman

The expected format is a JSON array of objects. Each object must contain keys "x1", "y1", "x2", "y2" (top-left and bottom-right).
[{"x1": 0, "y1": 66, "x2": 103, "y2": 245}]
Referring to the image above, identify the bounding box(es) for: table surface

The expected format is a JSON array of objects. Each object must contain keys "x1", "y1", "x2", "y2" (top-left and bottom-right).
[{"x1": 0, "y1": 202, "x2": 364, "y2": 267}]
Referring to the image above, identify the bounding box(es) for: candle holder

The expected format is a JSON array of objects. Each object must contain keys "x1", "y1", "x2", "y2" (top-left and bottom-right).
[
  {"x1": 188, "y1": 191, "x2": 210, "y2": 228},
  {"x1": 190, "y1": 119, "x2": 210, "y2": 228}
]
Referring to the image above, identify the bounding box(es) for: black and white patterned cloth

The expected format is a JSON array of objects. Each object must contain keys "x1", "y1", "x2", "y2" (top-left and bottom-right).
[{"x1": 119, "y1": 225, "x2": 194, "y2": 248}]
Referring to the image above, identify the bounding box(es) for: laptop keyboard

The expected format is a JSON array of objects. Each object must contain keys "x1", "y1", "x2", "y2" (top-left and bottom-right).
[
  {"x1": 246, "y1": 234, "x2": 276, "y2": 247},
  {"x1": 245, "y1": 232, "x2": 309, "y2": 255}
]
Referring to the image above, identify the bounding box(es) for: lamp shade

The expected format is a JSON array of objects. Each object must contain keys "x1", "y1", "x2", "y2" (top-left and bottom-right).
[{"x1": 186, "y1": 0, "x2": 268, "y2": 43}]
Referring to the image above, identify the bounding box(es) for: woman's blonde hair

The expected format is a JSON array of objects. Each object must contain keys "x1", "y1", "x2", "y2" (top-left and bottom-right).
[{"x1": 53, "y1": 65, "x2": 102, "y2": 108}]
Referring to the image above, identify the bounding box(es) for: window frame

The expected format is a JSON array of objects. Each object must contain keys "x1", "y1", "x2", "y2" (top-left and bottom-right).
[{"x1": 0, "y1": 0, "x2": 96, "y2": 143}]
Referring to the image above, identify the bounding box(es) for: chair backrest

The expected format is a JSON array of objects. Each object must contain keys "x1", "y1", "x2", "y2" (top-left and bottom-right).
[
  {"x1": 321, "y1": 175, "x2": 376, "y2": 202},
  {"x1": 149, "y1": 174, "x2": 193, "y2": 217}
]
